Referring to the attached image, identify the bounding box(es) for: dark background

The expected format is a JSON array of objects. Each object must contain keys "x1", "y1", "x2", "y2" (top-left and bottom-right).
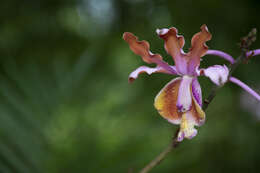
[{"x1": 0, "y1": 0, "x2": 260, "y2": 172}]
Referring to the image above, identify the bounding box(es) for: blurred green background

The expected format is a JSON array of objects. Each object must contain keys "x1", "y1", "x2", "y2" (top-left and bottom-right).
[{"x1": 0, "y1": 0, "x2": 260, "y2": 172}]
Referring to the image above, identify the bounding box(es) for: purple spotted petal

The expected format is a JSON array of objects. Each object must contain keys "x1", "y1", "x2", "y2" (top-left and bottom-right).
[
  {"x1": 176, "y1": 76, "x2": 193, "y2": 112},
  {"x1": 191, "y1": 77, "x2": 202, "y2": 107},
  {"x1": 203, "y1": 65, "x2": 229, "y2": 85}
]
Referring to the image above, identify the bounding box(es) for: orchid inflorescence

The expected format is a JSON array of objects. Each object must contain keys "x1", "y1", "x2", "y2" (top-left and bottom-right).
[{"x1": 123, "y1": 24, "x2": 260, "y2": 141}]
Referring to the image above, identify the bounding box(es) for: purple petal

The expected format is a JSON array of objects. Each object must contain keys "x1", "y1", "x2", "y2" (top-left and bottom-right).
[
  {"x1": 177, "y1": 131, "x2": 185, "y2": 141},
  {"x1": 246, "y1": 49, "x2": 260, "y2": 57},
  {"x1": 176, "y1": 76, "x2": 193, "y2": 112},
  {"x1": 128, "y1": 65, "x2": 176, "y2": 83},
  {"x1": 202, "y1": 65, "x2": 229, "y2": 85},
  {"x1": 206, "y1": 50, "x2": 235, "y2": 64},
  {"x1": 152, "y1": 58, "x2": 179, "y2": 74},
  {"x1": 191, "y1": 78, "x2": 202, "y2": 107},
  {"x1": 229, "y1": 76, "x2": 260, "y2": 101}
]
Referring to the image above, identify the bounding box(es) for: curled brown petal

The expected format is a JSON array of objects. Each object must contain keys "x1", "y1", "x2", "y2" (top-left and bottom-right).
[
  {"x1": 123, "y1": 32, "x2": 163, "y2": 64},
  {"x1": 157, "y1": 27, "x2": 185, "y2": 63},
  {"x1": 189, "y1": 24, "x2": 212, "y2": 58},
  {"x1": 186, "y1": 24, "x2": 212, "y2": 73}
]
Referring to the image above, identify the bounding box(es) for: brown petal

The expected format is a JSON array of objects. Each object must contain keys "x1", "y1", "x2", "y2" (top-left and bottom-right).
[
  {"x1": 157, "y1": 27, "x2": 185, "y2": 62},
  {"x1": 123, "y1": 32, "x2": 163, "y2": 64},
  {"x1": 189, "y1": 89, "x2": 205, "y2": 126},
  {"x1": 154, "y1": 77, "x2": 182, "y2": 124},
  {"x1": 189, "y1": 24, "x2": 212, "y2": 58}
]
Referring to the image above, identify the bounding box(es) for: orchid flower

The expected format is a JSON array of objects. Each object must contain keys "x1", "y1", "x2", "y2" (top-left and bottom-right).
[
  {"x1": 123, "y1": 25, "x2": 259, "y2": 141},
  {"x1": 123, "y1": 25, "x2": 229, "y2": 141}
]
